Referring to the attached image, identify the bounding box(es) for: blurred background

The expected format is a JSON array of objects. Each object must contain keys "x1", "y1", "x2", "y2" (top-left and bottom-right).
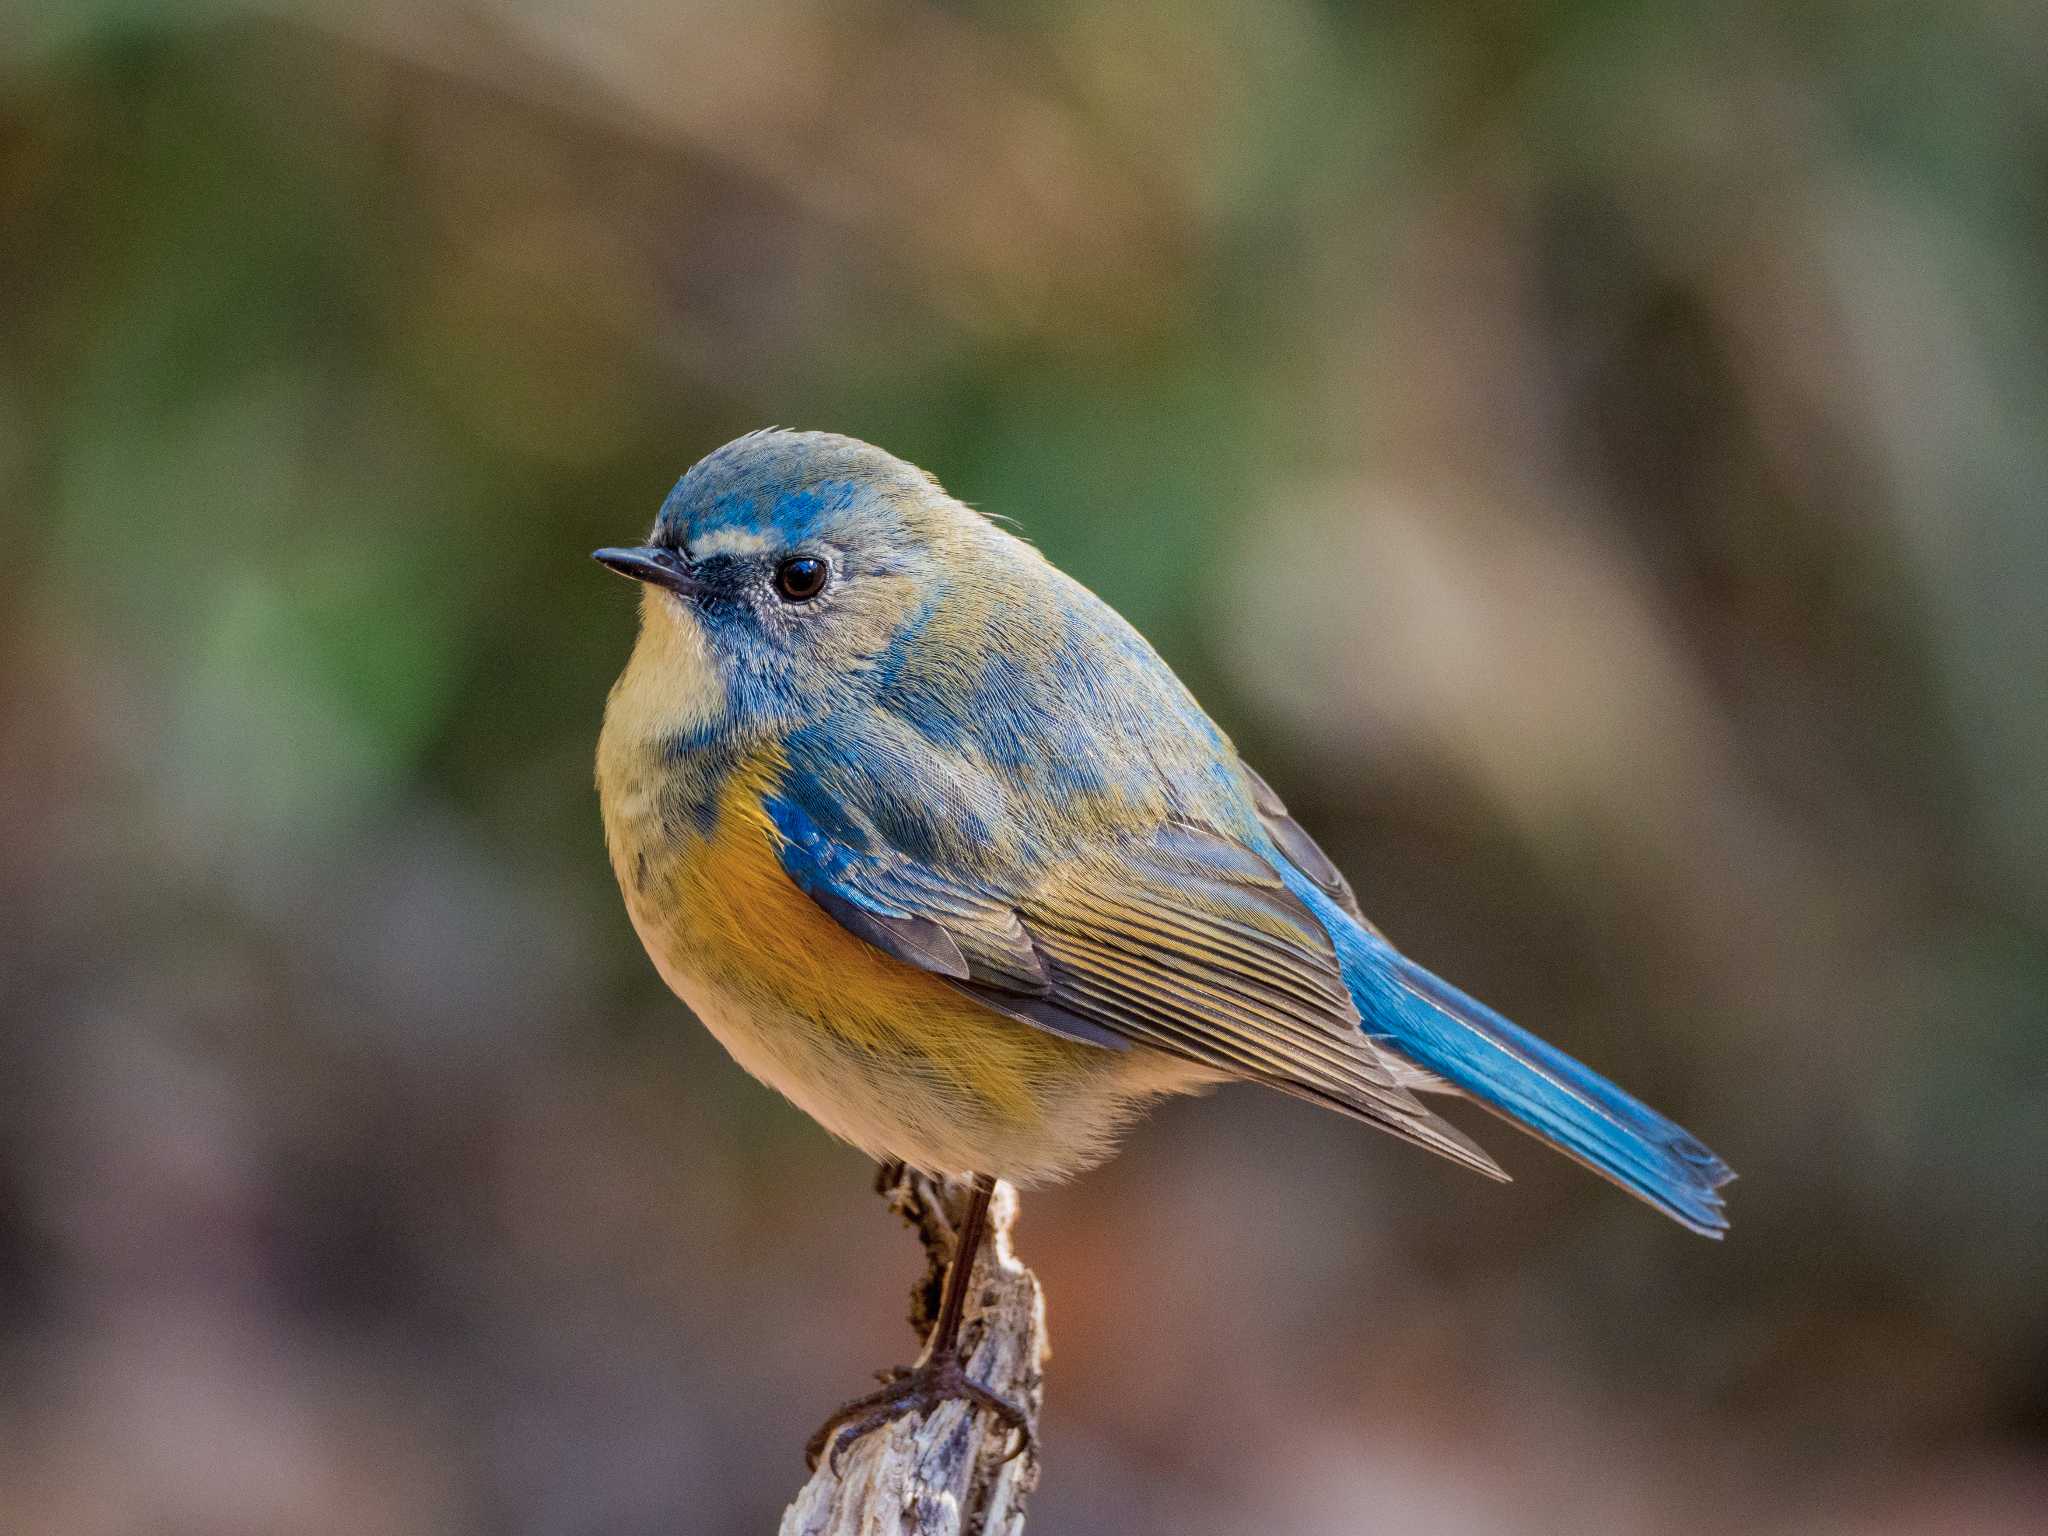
[{"x1": 3, "y1": 3, "x2": 2046, "y2": 1532}]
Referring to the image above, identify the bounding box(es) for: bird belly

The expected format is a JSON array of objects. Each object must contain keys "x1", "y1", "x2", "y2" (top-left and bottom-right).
[{"x1": 611, "y1": 757, "x2": 1209, "y2": 1184}]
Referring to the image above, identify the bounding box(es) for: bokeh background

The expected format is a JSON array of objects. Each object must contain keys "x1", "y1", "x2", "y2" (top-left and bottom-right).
[{"x1": 4, "y1": 3, "x2": 2046, "y2": 1532}]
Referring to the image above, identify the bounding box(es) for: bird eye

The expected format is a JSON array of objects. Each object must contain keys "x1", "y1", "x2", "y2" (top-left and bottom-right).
[{"x1": 774, "y1": 555, "x2": 829, "y2": 602}]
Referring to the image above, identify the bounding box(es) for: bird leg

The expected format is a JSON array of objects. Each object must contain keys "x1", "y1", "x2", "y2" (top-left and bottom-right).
[{"x1": 804, "y1": 1172, "x2": 1036, "y2": 1472}]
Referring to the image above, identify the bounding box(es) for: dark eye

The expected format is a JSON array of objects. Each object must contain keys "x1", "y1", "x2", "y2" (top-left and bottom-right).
[{"x1": 774, "y1": 555, "x2": 829, "y2": 602}]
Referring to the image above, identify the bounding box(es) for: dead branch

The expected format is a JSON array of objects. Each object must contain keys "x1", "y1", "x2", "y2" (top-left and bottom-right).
[{"x1": 779, "y1": 1174, "x2": 1045, "y2": 1536}]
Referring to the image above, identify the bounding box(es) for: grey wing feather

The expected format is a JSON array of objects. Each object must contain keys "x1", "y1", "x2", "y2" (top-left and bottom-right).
[{"x1": 1241, "y1": 763, "x2": 1380, "y2": 935}]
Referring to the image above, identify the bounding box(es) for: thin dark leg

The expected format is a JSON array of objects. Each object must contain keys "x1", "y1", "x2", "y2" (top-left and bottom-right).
[
  {"x1": 925, "y1": 1173, "x2": 994, "y2": 1356},
  {"x1": 804, "y1": 1173, "x2": 1033, "y2": 1472}
]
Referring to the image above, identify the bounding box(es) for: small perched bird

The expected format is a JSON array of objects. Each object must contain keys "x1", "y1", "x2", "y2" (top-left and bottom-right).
[{"x1": 595, "y1": 430, "x2": 1732, "y2": 1465}]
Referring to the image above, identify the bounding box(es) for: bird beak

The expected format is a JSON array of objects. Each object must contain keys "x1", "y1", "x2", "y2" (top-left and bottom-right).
[{"x1": 592, "y1": 545, "x2": 704, "y2": 599}]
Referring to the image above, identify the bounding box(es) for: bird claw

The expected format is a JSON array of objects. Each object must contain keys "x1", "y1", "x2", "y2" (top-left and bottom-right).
[
  {"x1": 872, "y1": 1157, "x2": 908, "y2": 1197},
  {"x1": 804, "y1": 1353, "x2": 1035, "y2": 1474}
]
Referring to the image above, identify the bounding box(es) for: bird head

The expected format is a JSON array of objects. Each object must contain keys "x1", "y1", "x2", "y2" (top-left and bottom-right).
[{"x1": 595, "y1": 430, "x2": 978, "y2": 739}]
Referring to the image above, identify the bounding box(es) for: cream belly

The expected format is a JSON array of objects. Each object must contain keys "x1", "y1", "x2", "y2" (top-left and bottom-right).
[{"x1": 623, "y1": 892, "x2": 1215, "y2": 1186}]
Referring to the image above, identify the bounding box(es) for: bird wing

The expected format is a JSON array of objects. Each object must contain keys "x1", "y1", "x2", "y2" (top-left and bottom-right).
[
  {"x1": 766, "y1": 764, "x2": 1503, "y2": 1181},
  {"x1": 1238, "y1": 763, "x2": 1376, "y2": 932}
]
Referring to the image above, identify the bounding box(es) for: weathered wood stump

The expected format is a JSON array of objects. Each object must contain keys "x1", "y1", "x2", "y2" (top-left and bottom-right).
[{"x1": 780, "y1": 1172, "x2": 1045, "y2": 1536}]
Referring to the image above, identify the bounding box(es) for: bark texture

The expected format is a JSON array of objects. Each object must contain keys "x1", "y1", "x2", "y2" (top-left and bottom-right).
[{"x1": 780, "y1": 1174, "x2": 1045, "y2": 1536}]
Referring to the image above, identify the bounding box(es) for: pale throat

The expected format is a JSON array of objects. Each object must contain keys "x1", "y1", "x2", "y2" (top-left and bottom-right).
[
  {"x1": 598, "y1": 596, "x2": 733, "y2": 851},
  {"x1": 614, "y1": 594, "x2": 728, "y2": 743}
]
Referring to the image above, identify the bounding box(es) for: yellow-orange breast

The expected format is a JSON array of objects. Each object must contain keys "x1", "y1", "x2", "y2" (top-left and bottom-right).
[{"x1": 599, "y1": 741, "x2": 1199, "y2": 1183}]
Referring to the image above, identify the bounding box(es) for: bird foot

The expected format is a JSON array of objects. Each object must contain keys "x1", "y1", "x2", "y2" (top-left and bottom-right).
[{"x1": 804, "y1": 1351, "x2": 1034, "y2": 1473}]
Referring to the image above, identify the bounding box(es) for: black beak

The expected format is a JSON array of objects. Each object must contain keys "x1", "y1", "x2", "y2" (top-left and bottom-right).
[{"x1": 592, "y1": 545, "x2": 703, "y2": 599}]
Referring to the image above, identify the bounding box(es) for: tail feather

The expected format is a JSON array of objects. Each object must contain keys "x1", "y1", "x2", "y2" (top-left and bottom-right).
[{"x1": 1338, "y1": 931, "x2": 1735, "y2": 1237}]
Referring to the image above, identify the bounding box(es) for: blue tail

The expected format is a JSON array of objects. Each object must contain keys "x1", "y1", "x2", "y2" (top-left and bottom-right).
[{"x1": 1300, "y1": 884, "x2": 1734, "y2": 1236}]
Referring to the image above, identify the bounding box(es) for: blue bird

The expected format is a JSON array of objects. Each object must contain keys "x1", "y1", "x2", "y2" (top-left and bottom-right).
[{"x1": 594, "y1": 430, "x2": 1733, "y2": 1465}]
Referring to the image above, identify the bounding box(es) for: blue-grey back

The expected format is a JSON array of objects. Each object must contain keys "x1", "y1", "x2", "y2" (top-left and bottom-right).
[{"x1": 782, "y1": 520, "x2": 1266, "y2": 881}]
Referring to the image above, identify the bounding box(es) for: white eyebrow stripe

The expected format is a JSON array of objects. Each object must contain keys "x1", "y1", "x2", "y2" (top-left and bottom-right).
[{"x1": 690, "y1": 527, "x2": 775, "y2": 558}]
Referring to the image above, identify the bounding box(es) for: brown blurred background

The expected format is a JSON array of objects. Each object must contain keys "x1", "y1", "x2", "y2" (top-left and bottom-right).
[{"x1": 3, "y1": 3, "x2": 2046, "y2": 1532}]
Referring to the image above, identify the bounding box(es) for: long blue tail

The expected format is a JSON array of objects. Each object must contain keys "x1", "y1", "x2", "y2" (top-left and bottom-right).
[{"x1": 1304, "y1": 886, "x2": 1734, "y2": 1236}]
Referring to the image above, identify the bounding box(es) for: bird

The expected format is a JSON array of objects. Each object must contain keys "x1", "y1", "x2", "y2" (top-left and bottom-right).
[{"x1": 593, "y1": 429, "x2": 1733, "y2": 1467}]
